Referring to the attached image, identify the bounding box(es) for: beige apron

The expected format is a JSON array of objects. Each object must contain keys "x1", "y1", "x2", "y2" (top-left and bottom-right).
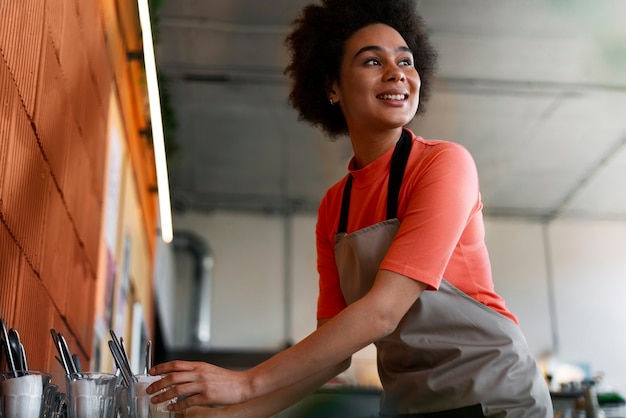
[{"x1": 333, "y1": 132, "x2": 552, "y2": 417}]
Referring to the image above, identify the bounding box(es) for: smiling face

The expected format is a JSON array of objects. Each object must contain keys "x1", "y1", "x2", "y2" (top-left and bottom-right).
[{"x1": 330, "y1": 23, "x2": 421, "y2": 135}]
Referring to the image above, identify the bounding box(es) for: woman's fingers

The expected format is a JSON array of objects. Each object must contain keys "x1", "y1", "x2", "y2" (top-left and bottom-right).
[
  {"x1": 146, "y1": 361, "x2": 249, "y2": 408},
  {"x1": 150, "y1": 360, "x2": 196, "y2": 375},
  {"x1": 147, "y1": 362, "x2": 204, "y2": 394},
  {"x1": 154, "y1": 382, "x2": 224, "y2": 412}
]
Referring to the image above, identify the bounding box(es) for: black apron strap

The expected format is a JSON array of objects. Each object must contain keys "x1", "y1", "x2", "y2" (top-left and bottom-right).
[
  {"x1": 337, "y1": 130, "x2": 413, "y2": 234},
  {"x1": 386, "y1": 129, "x2": 412, "y2": 220},
  {"x1": 337, "y1": 174, "x2": 353, "y2": 234}
]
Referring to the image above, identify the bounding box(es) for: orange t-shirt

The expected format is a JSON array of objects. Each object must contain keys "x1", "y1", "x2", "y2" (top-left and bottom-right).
[{"x1": 316, "y1": 130, "x2": 517, "y2": 324}]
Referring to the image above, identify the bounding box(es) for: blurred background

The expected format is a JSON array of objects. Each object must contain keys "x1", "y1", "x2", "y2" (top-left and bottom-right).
[
  {"x1": 1, "y1": 0, "x2": 626, "y2": 416},
  {"x1": 154, "y1": 0, "x2": 626, "y2": 388}
]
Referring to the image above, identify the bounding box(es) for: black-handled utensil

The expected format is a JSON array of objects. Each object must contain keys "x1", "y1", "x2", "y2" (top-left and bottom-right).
[
  {"x1": 0, "y1": 318, "x2": 18, "y2": 377},
  {"x1": 8, "y1": 328, "x2": 27, "y2": 372},
  {"x1": 72, "y1": 353, "x2": 81, "y2": 373}
]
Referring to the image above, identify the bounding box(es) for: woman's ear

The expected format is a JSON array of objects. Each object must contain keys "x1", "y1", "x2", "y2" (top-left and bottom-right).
[
  {"x1": 326, "y1": 78, "x2": 340, "y2": 105},
  {"x1": 328, "y1": 90, "x2": 339, "y2": 105},
  {"x1": 328, "y1": 87, "x2": 339, "y2": 105}
]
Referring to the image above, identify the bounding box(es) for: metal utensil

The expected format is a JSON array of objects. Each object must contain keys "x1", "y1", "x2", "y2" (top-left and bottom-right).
[
  {"x1": 42, "y1": 383, "x2": 58, "y2": 418},
  {"x1": 58, "y1": 333, "x2": 78, "y2": 375},
  {"x1": 50, "y1": 330, "x2": 68, "y2": 375},
  {"x1": 144, "y1": 340, "x2": 152, "y2": 374},
  {"x1": 56, "y1": 339, "x2": 71, "y2": 375},
  {"x1": 0, "y1": 318, "x2": 18, "y2": 377},
  {"x1": 50, "y1": 329, "x2": 76, "y2": 376},
  {"x1": 109, "y1": 330, "x2": 136, "y2": 382},
  {"x1": 19, "y1": 341, "x2": 28, "y2": 371},
  {"x1": 108, "y1": 340, "x2": 133, "y2": 387},
  {"x1": 8, "y1": 328, "x2": 27, "y2": 372},
  {"x1": 72, "y1": 353, "x2": 81, "y2": 373}
]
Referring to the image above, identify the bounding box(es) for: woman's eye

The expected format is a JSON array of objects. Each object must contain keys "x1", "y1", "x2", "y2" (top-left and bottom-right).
[
  {"x1": 399, "y1": 58, "x2": 414, "y2": 66},
  {"x1": 365, "y1": 58, "x2": 381, "y2": 66}
]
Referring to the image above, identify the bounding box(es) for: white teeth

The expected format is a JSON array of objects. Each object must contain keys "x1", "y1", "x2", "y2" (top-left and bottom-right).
[{"x1": 379, "y1": 94, "x2": 406, "y2": 100}]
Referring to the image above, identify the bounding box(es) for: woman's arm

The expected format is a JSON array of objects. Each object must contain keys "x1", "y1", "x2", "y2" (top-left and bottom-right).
[
  {"x1": 148, "y1": 270, "x2": 426, "y2": 412},
  {"x1": 179, "y1": 354, "x2": 350, "y2": 418}
]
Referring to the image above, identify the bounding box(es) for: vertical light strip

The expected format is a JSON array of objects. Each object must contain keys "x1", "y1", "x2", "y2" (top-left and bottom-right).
[{"x1": 137, "y1": 0, "x2": 173, "y2": 243}]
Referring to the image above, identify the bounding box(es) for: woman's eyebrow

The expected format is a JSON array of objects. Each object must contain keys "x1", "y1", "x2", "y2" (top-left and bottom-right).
[{"x1": 353, "y1": 45, "x2": 413, "y2": 59}]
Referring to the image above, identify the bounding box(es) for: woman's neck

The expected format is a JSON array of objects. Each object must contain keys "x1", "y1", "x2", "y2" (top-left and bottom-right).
[{"x1": 349, "y1": 127, "x2": 404, "y2": 169}]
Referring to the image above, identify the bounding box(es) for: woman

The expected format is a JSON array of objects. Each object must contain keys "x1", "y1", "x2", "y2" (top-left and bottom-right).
[{"x1": 148, "y1": 1, "x2": 553, "y2": 416}]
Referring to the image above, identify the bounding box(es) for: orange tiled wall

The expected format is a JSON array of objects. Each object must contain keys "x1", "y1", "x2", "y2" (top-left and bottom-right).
[{"x1": 0, "y1": 0, "x2": 111, "y2": 383}]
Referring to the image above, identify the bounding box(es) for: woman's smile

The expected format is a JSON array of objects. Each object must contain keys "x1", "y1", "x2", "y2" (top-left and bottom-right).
[{"x1": 376, "y1": 90, "x2": 410, "y2": 105}]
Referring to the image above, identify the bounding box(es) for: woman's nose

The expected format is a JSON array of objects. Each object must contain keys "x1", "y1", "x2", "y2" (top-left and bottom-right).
[{"x1": 385, "y1": 67, "x2": 406, "y2": 82}]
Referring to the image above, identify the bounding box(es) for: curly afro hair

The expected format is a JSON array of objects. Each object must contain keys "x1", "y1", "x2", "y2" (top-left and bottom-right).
[{"x1": 284, "y1": 0, "x2": 438, "y2": 138}]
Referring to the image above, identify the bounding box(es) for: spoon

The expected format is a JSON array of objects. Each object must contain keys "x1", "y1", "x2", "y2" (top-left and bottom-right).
[{"x1": 8, "y1": 328, "x2": 27, "y2": 372}]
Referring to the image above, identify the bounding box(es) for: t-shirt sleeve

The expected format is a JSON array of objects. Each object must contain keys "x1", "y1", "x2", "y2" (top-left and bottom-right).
[{"x1": 379, "y1": 142, "x2": 482, "y2": 289}]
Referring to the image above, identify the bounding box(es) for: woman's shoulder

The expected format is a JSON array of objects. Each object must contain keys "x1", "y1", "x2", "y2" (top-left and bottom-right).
[
  {"x1": 410, "y1": 134, "x2": 476, "y2": 167},
  {"x1": 412, "y1": 132, "x2": 470, "y2": 153},
  {"x1": 404, "y1": 133, "x2": 481, "y2": 193}
]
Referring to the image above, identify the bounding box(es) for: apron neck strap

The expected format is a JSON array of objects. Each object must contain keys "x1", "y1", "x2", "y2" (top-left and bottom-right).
[{"x1": 337, "y1": 130, "x2": 412, "y2": 234}]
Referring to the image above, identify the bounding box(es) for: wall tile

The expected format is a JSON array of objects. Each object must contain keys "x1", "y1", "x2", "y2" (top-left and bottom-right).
[
  {"x1": 44, "y1": 0, "x2": 66, "y2": 57},
  {"x1": 2, "y1": 103, "x2": 50, "y2": 272},
  {"x1": 14, "y1": 266, "x2": 54, "y2": 372},
  {"x1": 0, "y1": 0, "x2": 45, "y2": 118},
  {"x1": 40, "y1": 184, "x2": 73, "y2": 318},
  {"x1": 0, "y1": 221, "x2": 20, "y2": 323},
  {"x1": 33, "y1": 34, "x2": 70, "y2": 186}
]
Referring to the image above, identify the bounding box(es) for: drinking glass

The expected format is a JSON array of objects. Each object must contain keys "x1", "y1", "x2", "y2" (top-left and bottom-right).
[
  {"x1": 66, "y1": 372, "x2": 117, "y2": 418},
  {"x1": 0, "y1": 371, "x2": 51, "y2": 418}
]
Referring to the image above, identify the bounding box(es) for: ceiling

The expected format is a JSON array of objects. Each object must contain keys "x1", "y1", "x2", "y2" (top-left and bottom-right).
[{"x1": 155, "y1": 0, "x2": 626, "y2": 221}]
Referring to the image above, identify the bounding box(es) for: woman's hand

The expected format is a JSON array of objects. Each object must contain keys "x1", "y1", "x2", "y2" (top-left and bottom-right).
[{"x1": 146, "y1": 360, "x2": 252, "y2": 413}]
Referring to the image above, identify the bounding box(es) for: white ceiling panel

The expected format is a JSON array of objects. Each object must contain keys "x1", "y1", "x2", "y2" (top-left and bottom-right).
[
  {"x1": 561, "y1": 142, "x2": 626, "y2": 218},
  {"x1": 156, "y1": 0, "x2": 626, "y2": 220}
]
